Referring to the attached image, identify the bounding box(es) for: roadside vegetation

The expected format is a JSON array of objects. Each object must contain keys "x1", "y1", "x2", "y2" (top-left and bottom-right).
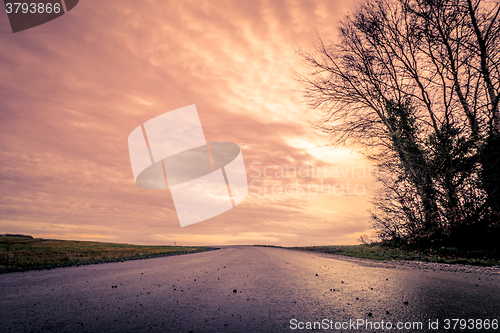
[
  {"x1": 288, "y1": 244, "x2": 499, "y2": 267},
  {"x1": 0, "y1": 234, "x2": 214, "y2": 273},
  {"x1": 254, "y1": 243, "x2": 499, "y2": 266}
]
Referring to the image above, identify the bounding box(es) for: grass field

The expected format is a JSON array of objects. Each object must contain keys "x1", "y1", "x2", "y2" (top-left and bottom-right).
[
  {"x1": 288, "y1": 244, "x2": 499, "y2": 267},
  {"x1": 0, "y1": 235, "x2": 214, "y2": 273},
  {"x1": 254, "y1": 244, "x2": 499, "y2": 267}
]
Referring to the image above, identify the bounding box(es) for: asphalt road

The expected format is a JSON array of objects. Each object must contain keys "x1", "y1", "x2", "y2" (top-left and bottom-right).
[{"x1": 1, "y1": 246, "x2": 499, "y2": 332}]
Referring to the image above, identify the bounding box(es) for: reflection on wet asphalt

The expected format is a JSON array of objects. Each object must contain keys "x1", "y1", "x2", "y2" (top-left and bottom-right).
[{"x1": 0, "y1": 246, "x2": 499, "y2": 332}]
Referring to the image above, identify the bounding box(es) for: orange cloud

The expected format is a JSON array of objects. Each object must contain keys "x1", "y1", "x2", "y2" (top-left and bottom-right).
[{"x1": 0, "y1": 0, "x2": 370, "y2": 246}]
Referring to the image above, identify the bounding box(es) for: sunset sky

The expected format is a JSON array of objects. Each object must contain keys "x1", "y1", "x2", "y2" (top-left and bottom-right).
[{"x1": 0, "y1": 0, "x2": 378, "y2": 246}]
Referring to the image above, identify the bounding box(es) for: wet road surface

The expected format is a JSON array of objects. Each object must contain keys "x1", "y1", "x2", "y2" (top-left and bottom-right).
[{"x1": 1, "y1": 246, "x2": 499, "y2": 332}]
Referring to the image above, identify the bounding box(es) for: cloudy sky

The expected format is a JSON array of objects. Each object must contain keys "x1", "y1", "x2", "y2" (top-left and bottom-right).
[{"x1": 0, "y1": 0, "x2": 378, "y2": 246}]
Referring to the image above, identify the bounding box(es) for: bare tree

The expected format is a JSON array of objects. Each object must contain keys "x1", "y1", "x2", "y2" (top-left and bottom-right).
[{"x1": 299, "y1": 0, "x2": 500, "y2": 249}]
